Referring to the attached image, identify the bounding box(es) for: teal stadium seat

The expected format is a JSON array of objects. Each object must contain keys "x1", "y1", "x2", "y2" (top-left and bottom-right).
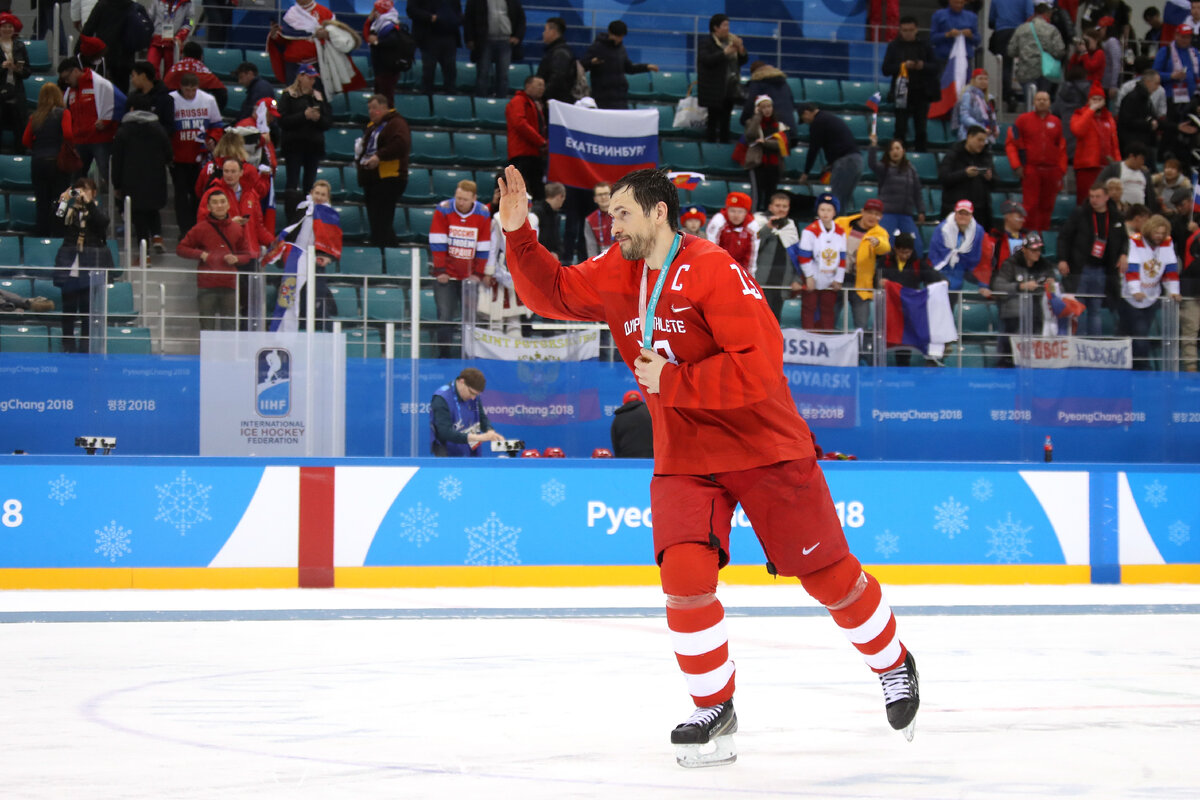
[
  {"x1": 690, "y1": 180, "x2": 729, "y2": 211},
  {"x1": 203, "y1": 48, "x2": 244, "y2": 79},
  {"x1": 455, "y1": 62, "x2": 477, "y2": 94},
  {"x1": 325, "y1": 285, "x2": 361, "y2": 320},
  {"x1": 353, "y1": 54, "x2": 373, "y2": 81},
  {"x1": 728, "y1": 109, "x2": 744, "y2": 136},
  {"x1": 1052, "y1": 194, "x2": 1077, "y2": 223},
  {"x1": 430, "y1": 169, "x2": 476, "y2": 199},
  {"x1": 392, "y1": 207, "x2": 411, "y2": 242},
  {"x1": 432, "y1": 94, "x2": 475, "y2": 127},
  {"x1": 314, "y1": 166, "x2": 344, "y2": 200},
  {"x1": 384, "y1": 247, "x2": 423, "y2": 280},
  {"x1": 1040, "y1": 230, "x2": 1058, "y2": 260},
  {"x1": 0, "y1": 278, "x2": 32, "y2": 297},
  {"x1": 343, "y1": 167, "x2": 363, "y2": 201},
  {"x1": 0, "y1": 324, "x2": 49, "y2": 352},
  {"x1": 780, "y1": 298, "x2": 803, "y2": 328},
  {"x1": 333, "y1": 205, "x2": 367, "y2": 242},
  {"x1": 8, "y1": 195, "x2": 37, "y2": 232},
  {"x1": 245, "y1": 51, "x2": 273, "y2": 78},
  {"x1": 364, "y1": 286, "x2": 407, "y2": 321},
  {"x1": 702, "y1": 142, "x2": 742, "y2": 177},
  {"x1": 23, "y1": 40, "x2": 51, "y2": 71},
  {"x1": 418, "y1": 288, "x2": 437, "y2": 321},
  {"x1": 222, "y1": 85, "x2": 246, "y2": 117},
  {"x1": 22, "y1": 237, "x2": 58, "y2": 267},
  {"x1": 23, "y1": 75, "x2": 51, "y2": 109},
  {"x1": 926, "y1": 119, "x2": 955, "y2": 147},
  {"x1": 907, "y1": 152, "x2": 939, "y2": 183},
  {"x1": 474, "y1": 97, "x2": 508, "y2": 130},
  {"x1": 346, "y1": 91, "x2": 374, "y2": 123},
  {"x1": 410, "y1": 131, "x2": 457, "y2": 165},
  {"x1": 106, "y1": 282, "x2": 136, "y2": 322},
  {"x1": 838, "y1": 114, "x2": 871, "y2": 144},
  {"x1": 959, "y1": 299, "x2": 997, "y2": 334},
  {"x1": 850, "y1": 184, "x2": 879, "y2": 211},
  {"x1": 507, "y1": 63, "x2": 532, "y2": 91},
  {"x1": 32, "y1": 278, "x2": 62, "y2": 310},
  {"x1": 336, "y1": 246, "x2": 384, "y2": 278},
  {"x1": 395, "y1": 94, "x2": 435, "y2": 126},
  {"x1": 454, "y1": 133, "x2": 496, "y2": 166},
  {"x1": 786, "y1": 76, "x2": 803, "y2": 101},
  {"x1": 803, "y1": 79, "x2": 841, "y2": 107},
  {"x1": 993, "y1": 159, "x2": 1020, "y2": 188},
  {"x1": 401, "y1": 168, "x2": 436, "y2": 203},
  {"x1": 407, "y1": 207, "x2": 436, "y2": 244},
  {"x1": 875, "y1": 115, "x2": 896, "y2": 142},
  {"x1": 653, "y1": 71, "x2": 690, "y2": 102},
  {"x1": 928, "y1": 188, "x2": 943, "y2": 214},
  {"x1": 840, "y1": 80, "x2": 881, "y2": 110},
  {"x1": 344, "y1": 326, "x2": 383, "y2": 357},
  {"x1": 627, "y1": 72, "x2": 654, "y2": 101},
  {"x1": 660, "y1": 140, "x2": 703, "y2": 172},
  {"x1": 324, "y1": 128, "x2": 358, "y2": 162},
  {"x1": 106, "y1": 327, "x2": 152, "y2": 354}
]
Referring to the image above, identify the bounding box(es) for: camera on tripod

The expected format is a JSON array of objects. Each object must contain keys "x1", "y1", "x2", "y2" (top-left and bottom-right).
[{"x1": 490, "y1": 438, "x2": 526, "y2": 456}]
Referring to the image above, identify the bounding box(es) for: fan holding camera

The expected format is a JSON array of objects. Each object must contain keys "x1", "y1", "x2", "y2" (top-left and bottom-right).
[{"x1": 52, "y1": 178, "x2": 113, "y2": 353}]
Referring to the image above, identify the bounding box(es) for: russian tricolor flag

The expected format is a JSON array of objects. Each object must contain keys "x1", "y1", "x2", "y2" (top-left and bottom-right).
[
  {"x1": 265, "y1": 201, "x2": 342, "y2": 332},
  {"x1": 1164, "y1": 0, "x2": 1191, "y2": 42},
  {"x1": 547, "y1": 100, "x2": 659, "y2": 190},
  {"x1": 668, "y1": 171, "x2": 705, "y2": 190},
  {"x1": 865, "y1": 91, "x2": 881, "y2": 113},
  {"x1": 929, "y1": 36, "x2": 968, "y2": 120},
  {"x1": 885, "y1": 280, "x2": 959, "y2": 356}
]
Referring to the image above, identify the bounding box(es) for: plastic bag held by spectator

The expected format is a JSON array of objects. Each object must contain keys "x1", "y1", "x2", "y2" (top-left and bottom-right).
[{"x1": 673, "y1": 84, "x2": 708, "y2": 130}]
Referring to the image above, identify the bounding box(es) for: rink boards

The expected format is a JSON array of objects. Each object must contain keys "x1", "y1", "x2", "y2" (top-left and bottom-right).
[{"x1": 0, "y1": 458, "x2": 1196, "y2": 588}]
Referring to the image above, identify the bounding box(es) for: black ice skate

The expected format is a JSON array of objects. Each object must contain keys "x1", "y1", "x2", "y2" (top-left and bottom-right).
[
  {"x1": 670, "y1": 700, "x2": 738, "y2": 768},
  {"x1": 879, "y1": 651, "x2": 920, "y2": 741}
]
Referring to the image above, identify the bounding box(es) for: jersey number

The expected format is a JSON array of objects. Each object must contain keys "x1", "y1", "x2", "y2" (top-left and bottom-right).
[
  {"x1": 650, "y1": 339, "x2": 679, "y2": 364},
  {"x1": 730, "y1": 263, "x2": 763, "y2": 299}
]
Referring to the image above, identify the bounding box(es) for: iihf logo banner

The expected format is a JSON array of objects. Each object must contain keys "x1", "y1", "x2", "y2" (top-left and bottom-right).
[{"x1": 547, "y1": 100, "x2": 659, "y2": 190}]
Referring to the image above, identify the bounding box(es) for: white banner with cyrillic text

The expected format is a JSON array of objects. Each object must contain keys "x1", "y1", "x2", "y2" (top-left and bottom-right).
[
  {"x1": 467, "y1": 326, "x2": 602, "y2": 361},
  {"x1": 781, "y1": 328, "x2": 861, "y2": 367},
  {"x1": 1013, "y1": 337, "x2": 1132, "y2": 369}
]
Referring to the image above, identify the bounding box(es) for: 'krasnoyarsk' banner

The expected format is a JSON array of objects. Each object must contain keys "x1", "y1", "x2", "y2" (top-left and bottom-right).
[
  {"x1": 1014, "y1": 337, "x2": 1132, "y2": 369},
  {"x1": 467, "y1": 326, "x2": 601, "y2": 361},
  {"x1": 780, "y1": 329, "x2": 860, "y2": 367},
  {"x1": 547, "y1": 100, "x2": 658, "y2": 190}
]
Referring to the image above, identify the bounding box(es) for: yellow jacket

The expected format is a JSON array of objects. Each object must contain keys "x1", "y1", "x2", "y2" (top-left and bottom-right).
[{"x1": 835, "y1": 213, "x2": 892, "y2": 300}]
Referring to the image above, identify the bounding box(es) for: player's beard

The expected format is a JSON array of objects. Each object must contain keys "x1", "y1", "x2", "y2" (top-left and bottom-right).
[{"x1": 618, "y1": 230, "x2": 654, "y2": 261}]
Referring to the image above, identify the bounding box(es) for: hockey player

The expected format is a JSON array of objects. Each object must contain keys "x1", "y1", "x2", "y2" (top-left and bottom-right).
[
  {"x1": 499, "y1": 165, "x2": 919, "y2": 767},
  {"x1": 705, "y1": 191, "x2": 760, "y2": 270}
]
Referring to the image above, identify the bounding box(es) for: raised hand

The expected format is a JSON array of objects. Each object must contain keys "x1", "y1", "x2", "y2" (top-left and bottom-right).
[{"x1": 497, "y1": 165, "x2": 529, "y2": 232}]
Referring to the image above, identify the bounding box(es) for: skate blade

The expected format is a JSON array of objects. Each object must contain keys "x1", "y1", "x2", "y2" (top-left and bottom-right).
[
  {"x1": 901, "y1": 719, "x2": 916, "y2": 743},
  {"x1": 675, "y1": 734, "x2": 737, "y2": 768}
]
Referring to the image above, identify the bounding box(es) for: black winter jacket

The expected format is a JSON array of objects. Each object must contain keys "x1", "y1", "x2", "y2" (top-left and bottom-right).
[
  {"x1": 112, "y1": 110, "x2": 172, "y2": 211},
  {"x1": 278, "y1": 89, "x2": 333, "y2": 151},
  {"x1": 583, "y1": 33, "x2": 651, "y2": 110},
  {"x1": 537, "y1": 36, "x2": 577, "y2": 105}
]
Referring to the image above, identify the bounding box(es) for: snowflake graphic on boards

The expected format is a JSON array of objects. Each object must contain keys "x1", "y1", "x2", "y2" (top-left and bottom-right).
[
  {"x1": 1168, "y1": 521, "x2": 1191, "y2": 547},
  {"x1": 971, "y1": 478, "x2": 993, "y2": 502},
  {"x1": 985, "y1": 513, "x2": 1033, "y2": 563},
  {"x1": 94, "y1": 520, "x2": 132, "y2": 562},
  {"x1": 47, "y1": 474, "x2": 76, "y2": 506},
  {"x1": 438, "y1": 475, "x2": 463, "y2": 502},
  {"x1": 875, "y1": 530, "x2": 900, "y2": 559},
  {"x1": 541, "y1": 478, "x2": 566, "y2": 507},
  {"x1": 933, "y1": 496, "x2": 969, "y2": 539},
  {"x1": 154, "y1": 470, "x2": 212, "y2": 535},
  {"x1": 464, "y1": 512, "x2": 522, "y2": 566},
  {"x1": 396, "y1": 502, "x2": 439, "y2": 547},
  {"x1": 1143, "y1": 479, "x2": 1168, "y2": 509}
]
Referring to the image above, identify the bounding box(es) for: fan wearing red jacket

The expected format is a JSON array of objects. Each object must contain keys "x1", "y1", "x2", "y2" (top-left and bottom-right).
[
  {"x1": 1070, "y1": 84, "x2": 1121, "y2": 204},
  {"x1": 1004, "y1": 90, "x2": 1067, "y2": 232},
  {"x1": 506, "y1": 74, "x2": 547, "y2": 201},
  {"x1": 499, "y1": 165, "x2": 919, "y2": 767},
  {"x1": 177, "y1": 188, "x2": 252, "y2": 330},
  {"x1": 197, "y1": 157, "x2": 274, "y2": 255}
]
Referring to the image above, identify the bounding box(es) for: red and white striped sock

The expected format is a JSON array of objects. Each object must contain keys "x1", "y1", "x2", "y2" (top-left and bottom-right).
[
  {"x1": 666, "y1": 597, "x2": 736, "y2": 706},
  {"x1": 827, "y1": 571, "x2": 906, "y2": 673}
]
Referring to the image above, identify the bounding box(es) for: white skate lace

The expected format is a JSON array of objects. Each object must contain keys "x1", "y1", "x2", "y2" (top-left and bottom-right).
[
  {"x1": 681, "y1": 705, "x2": 724, "y2": 728},
  {"x1": 880, "y1": 663, "x2": 912, "y2": 704}
]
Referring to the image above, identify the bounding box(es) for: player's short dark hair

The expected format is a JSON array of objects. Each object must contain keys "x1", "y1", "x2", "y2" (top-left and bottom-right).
[
  {"x1": 182, "y1": 41, "x2": 203, "y2": 60},
  {"x1": 546, "y1": 16, "x2": 566, "y2": 36},
  {"x1": 458, "y1": 367, "x2": 486, "y2": 393},
  {"x1": 609, "y1": 169, "x2": 681, "y2": 233},
  {"x1": 236, "y1": 61, "x2": 258, "y2": 76},
  {"x1": 899, "y1": 15, "x2": 918, "y2": 26},
  {"x1": 608, "y1": 20, "x2": 627, "y2": 37},
  {"x1": 131, "y1": 61, "x2": 156, "y2": 80}
]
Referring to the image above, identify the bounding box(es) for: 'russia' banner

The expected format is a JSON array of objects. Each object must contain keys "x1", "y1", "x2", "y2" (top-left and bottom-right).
[
  {"x1": 547, "y1": 100, "x2": 659, "y2": 190},
  {"x1": 929, "y1": 36, "x2": 968, "y2": 119},
  {"x1": 885, "y1": 280, "x2": 958, "y2": 357}
]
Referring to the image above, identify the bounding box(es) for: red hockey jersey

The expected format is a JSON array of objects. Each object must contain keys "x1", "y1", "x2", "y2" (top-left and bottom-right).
[{"x1": 505, "y1": 222, "x2": 815, "y2": 475}]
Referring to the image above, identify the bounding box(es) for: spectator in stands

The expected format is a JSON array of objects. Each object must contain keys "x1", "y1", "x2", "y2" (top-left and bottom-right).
[
  {"x1": 1126, "y1": 202, "x2": 1151, "y2": 236},
  {"x1": 177, "y1": 187, "x2": 253, "y2": 331},
  {"x1": 881, "y1": 16, "x2": 938, "y2": 153},
  {"x1": 1167, "y1": 187, "x2": 1197, "y2": 252},
  {"x1": 164, "y1": 41, "x2": 228, "y2": 112},
  {"x1": 236, "y1": 62, "x2": 277, "y2": 122},
  {"x1": 81, "y1": 0, "x2": 134, "y2": 91},
  {"x1": 195, "y1": 132, "x2": 269, "y2": 203},
  {"x1": 268, "y1": 0, "x2": 335, "y2": 87},
  {"x1": 537, "y1": 17, "x2": 578, "y2": 105},
  {"x1": 52, "y1": 177, "x2": 110, "y2": 352},
  {"x1": 532, "y1": 181, "x2": 565, "y2": 258},
  {"x1": 1117, "y1": 70, "x2": 1164, "y2": 169},
  {"x1": 147, "y1": 0, "x2": 193, "y2": 78},
  {"x1": 278, "y1": 64, "x2": 332, "y2": 219},
  {"x1": 989, "y1": 0, "x2": 1035, "y2": 113},
  {"x1": 986, "y1": 200, "x2": 1032, "y2": 299},
  {"x1": 1071, "y1": 84, "x2": 1122, "y2": 204},
  {"x1": 1142, "y1": 7, "x2": 1164, "y2": 58},
  {"x1": 680, "y1": 204, "x2": 707, "y2": 239},
  {"x1": 1008, "y1": 3, "x2": 1067, "y2": 103},
  {"x1": 707, "y1": 191, "x2": 759, "y2": 270},
  {"x1": 130, "y1": 61, "x2": 176, "y2": 138},
  {"x1": 1058, "y1": 182, "x2": 1128, "y2": 334},
  {"x1": 1106, "y1": 179, "x2": 1132, "y2": 219},
  {"x1": 430, "y1": 179, "x2": 490, "y2": 355},
  {"x1": 836, "y1": 198, "x2": 890, "y2": 333},
  {"x1": 584, "y1": 181, "x2": 615, "y2": 258},
  {"x1": 206, "y1": 0, "x2": 235, "y2": 49},
  {"x1": 1069, "y1": 29, "x2": 1106, "y2": 87},
  {"x1": 1154, "y1": 23, "x2": 1200, "y2": 117},
  {"x1": 464, "y1": 0, "x2": 524, "y2": 98},
  {"x1": 789, "y1": 192, "x2": 845, "y2": 330},
  {"x1": 70, "y1": 0, "x2": 100, "y2": 34},
  {"x1": 1181, "y1": 225, "x2": 1200, "y2": 370},
  {"x1": 954, "y1": 69, "x2": 999, "y2": 143},
  {"x1": 797, "y1": 103, "x2": 863, "y2": 216},
  {"x1": 22, "y1": 82, "x2": 71, "y2": 238},
  {"x1": 584, "y1": 20, "x2": 658, "y2": 110},
  {"x1": 741, "y1": 61, "x2": 797, "y2": 138},
  {"x1": 1154, "y1": 158, "x2": 1192, "y2": 213},
  {"x1": 430, "y1": 367, "x2": 505, "y2": 456},
  {"x1": 696, "y1": 13, "x2": 746, "y2": 144},
  {"x1": 868, "y1": 133, "x2": 926, "y2": 256},
  {"x1": 752, "y1": 191, "x2": 800, "y2": 322},
  {"x1": 169, "y1": 72, "x2": 222, "y2": 237},
  {"x1": 1124, "y1": 214, "x2": 1182, "y2": 368},
  {"x1": 939, "y1": 125, "x2": 994, "y2": 228},
  {"x1": 0, "y1": 13, "x2": 30, "y2": 154},
  {"x1": 202, "y1": 157, "x2": 274, "y2": 257},
  {"x1": 112, "y1": 94, "x2": 171, "y2": 266},
  {"x1": 407, "y1": 0, "x2": 462, "y2": 96},
  {"x1": 928, "y1": 199, "x2": 984, "y2": 304},
  {"x1": 1006, "y1": 90, "x2": 1067, "y2": 232},
  {"x1": 506, "y1": 75, "x2": 547, "y2": 201},
  {"x1": 1053, "y1": 62, "x2": 1092, "y2": 166},
  {"x1": 879, "y1": 231, "x2": 946, "y2": 365},
  {"x1": 1097, "y1": 141, "x2": 1158, "y2": 209},
  {"x1": 357, "y1": 93, "x2": 410, "y2": 248},
  {"x1": 930, "y1": 0, "x2": 980, "y2": 66},
  {"x1": 737, "y1": 95, "x2": 788, "y2": 211},
  {"x1": 58, "y1": 56, "x2": 122, "y2": 193},
  {"x1": 610, "y1": 389, "x2": 652, "y2": 458},
  {"x1": 1098, "y1": 17, "x2": 1124, "y2": 100},
  {"x1": 363, "y1": 0, "x2": 408, "y2": 107},
  {"x1": 993, "y1": 232, "x2": 1056, "y2": 366}
]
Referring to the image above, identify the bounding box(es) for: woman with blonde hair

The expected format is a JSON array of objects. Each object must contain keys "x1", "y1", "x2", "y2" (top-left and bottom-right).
[
  {"x1": 278, "y1": 63, "x2": 331, "y2": 219},
  {"x1": 22, "y1": 82, "x2": 73, "y2": 236}
]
